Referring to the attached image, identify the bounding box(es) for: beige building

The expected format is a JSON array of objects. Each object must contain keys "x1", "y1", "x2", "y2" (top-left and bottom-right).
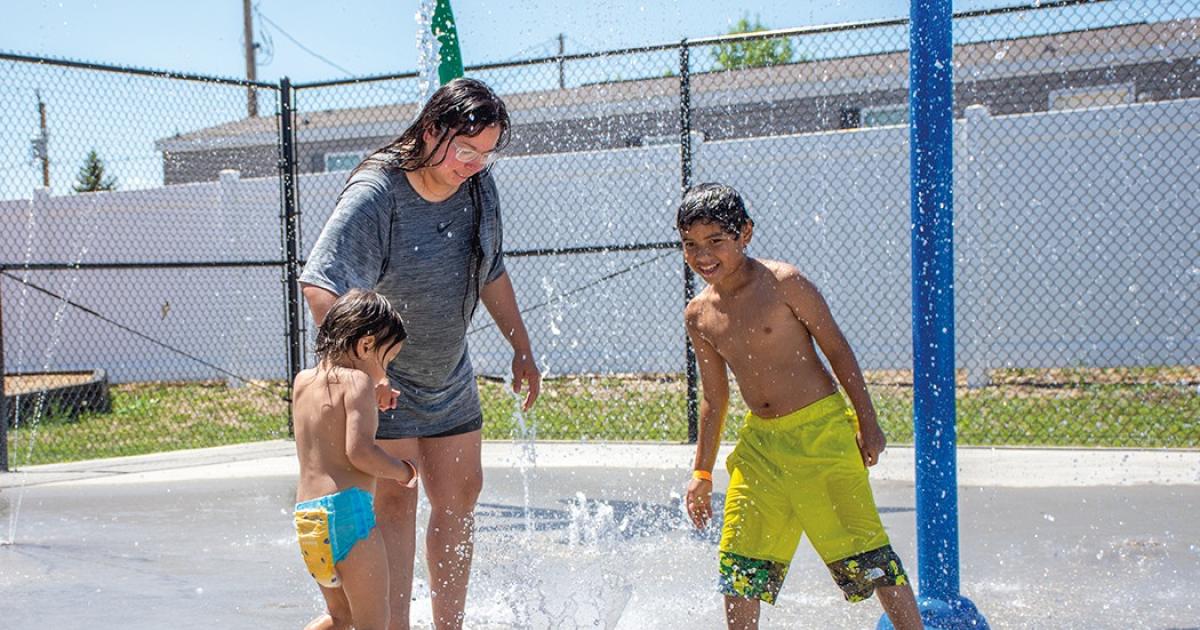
[{"x1": 156, "y1": 19, "x2": 1200, "y2": 185}]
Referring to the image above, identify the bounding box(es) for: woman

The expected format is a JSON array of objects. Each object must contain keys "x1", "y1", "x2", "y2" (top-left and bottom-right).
[{"x1": 300, "y1": 77, "x2": 540, "y2": 629}]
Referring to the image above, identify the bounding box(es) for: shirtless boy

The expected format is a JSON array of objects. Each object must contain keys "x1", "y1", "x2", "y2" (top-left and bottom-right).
[{"x1": 679, "y1": 183, "x2": 923, "y2": 630}]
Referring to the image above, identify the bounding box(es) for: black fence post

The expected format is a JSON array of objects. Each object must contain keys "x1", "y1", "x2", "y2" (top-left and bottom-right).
[
  {"x1": 278, "y1": 77, "x2": 302, "y2": 437},
  {"x1": 0, "y1": 281, "x2": 7, "y2": 472},
  {"x1": 679, "y1": 39, "x2": 699, "y2": 444}
]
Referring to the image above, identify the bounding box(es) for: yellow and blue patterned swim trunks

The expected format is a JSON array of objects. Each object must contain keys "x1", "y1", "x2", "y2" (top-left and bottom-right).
[
  {"x1": 718, "y1": 392, "x2": 908, "y2": 604},
  {"x1": 294, "y1": 486, "x2": 376, "y2": 588}
]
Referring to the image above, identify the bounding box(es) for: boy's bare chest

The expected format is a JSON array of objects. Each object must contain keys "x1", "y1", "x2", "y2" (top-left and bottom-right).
[{"x1": 702, "y1": 296, "x2": 807, "y2": 359}]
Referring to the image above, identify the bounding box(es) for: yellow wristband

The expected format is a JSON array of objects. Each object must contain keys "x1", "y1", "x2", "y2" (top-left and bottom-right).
[{"x1": 692, "y1": 469, "x2": 713, "y2": 482}]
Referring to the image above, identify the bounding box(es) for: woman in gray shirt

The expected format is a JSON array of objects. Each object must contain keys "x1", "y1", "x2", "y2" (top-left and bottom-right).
[{"x1": 300, "y1": 78, "x2": 540, "y2": 629}]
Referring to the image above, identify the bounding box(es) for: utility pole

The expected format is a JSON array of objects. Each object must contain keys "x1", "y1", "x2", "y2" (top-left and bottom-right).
[
  {"x1": 33, "y1": 91, "x2": 49, "y2": 188},
  {"x1": 243, "y1": 0, "x2": 259, "y2": 117},
  {"x1": 557, "y1": 33, "x2": 566, "y2": 89}
]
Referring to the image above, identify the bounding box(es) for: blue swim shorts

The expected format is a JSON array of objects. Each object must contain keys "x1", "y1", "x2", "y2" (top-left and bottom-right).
[{"x1": 294, "y1": 486, "x2": 376, "y2": 588}]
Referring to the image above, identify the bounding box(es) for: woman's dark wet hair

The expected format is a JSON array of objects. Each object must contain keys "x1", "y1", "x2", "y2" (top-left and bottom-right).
[
  {"x1": 314, "y1": 289, "x2": 407, "y2": 365},
  {"x1": 676, "y1": 183, "x2": 754, "y2": 236},
  {"x1": 354, "y1": 77, "x2": 511, "y2": 175},
  {"x1": 350, "y1": 77, "x2": 511, "y2": 320}
]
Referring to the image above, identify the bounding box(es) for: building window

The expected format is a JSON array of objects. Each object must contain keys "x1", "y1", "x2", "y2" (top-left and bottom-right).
[
  {"x1": 860, "y1": 104, "x2": 908, "y2": 128},
  {"x1": 324, "y1": 151, "x2": 366, "y2": 172},
  {"x1": 1049, "y1": 83, "x2": 1134, "y2": 111}
]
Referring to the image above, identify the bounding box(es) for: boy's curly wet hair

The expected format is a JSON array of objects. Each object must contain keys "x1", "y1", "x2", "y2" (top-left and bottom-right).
[
  {"x1": 314, "y1": 289, "x2": 407, "y2": 364},
  {"x1": 676, "y1": 183, "x2": 755, "y2": 236}
]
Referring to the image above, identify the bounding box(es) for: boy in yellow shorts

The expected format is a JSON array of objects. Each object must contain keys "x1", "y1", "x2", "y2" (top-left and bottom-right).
[{"x1": 679, "y1": 184, "x2": 923, "y2": 629}]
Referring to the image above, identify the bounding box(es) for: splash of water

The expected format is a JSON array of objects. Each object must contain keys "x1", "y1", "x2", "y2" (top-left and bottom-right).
[
  {"x1": 541, "y1": 276, "x2": 565, "y2": 337},
  {"x1": 414, "y1": 0, "x2": 442, "y2": 111},
  {"x1": 566, "y1": 492, "x2": 618, "y2": 548},
  {"x1": 473, "y1": 380, "x2": 631, "y2": 627},
  {"x1": 508, "y1": 383, "x2": 537, "y2": 540},
  {"x1": 4, "y1": 191, "x2": 98, "y2": 545},
  {"x1": 4, "y1": 191, "x2": 46, "y2": 545}
]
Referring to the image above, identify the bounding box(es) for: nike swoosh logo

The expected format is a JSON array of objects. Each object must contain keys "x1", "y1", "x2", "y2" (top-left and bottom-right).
[{"x1": 437, "y1": 220, "x2": 453, "y2": 233}]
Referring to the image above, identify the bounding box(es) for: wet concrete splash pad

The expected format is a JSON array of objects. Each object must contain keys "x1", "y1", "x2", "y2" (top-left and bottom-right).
[{"x1": 1, "y1": 443, "x2": 1198, "y2": 629}]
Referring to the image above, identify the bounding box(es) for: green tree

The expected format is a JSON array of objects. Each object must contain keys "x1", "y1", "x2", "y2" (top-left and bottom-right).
[
  {"x1": 72, "y1": 149, "x2": 118, "y2": 193},
  {"x1": 713, "y1": 16, "x2": 794, "y2": 70}
]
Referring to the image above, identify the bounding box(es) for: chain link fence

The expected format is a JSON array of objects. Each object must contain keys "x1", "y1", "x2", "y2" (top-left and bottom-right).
[
  {"x1": 0, "y1": 56, "x2": 292, "y2": 467},
  {"x1": 945, "y1": 1, "x2": 1199, "y2": 446},
  {"x1": 466, "y1": 0, "x2": 1194, "y2": 447},
  {"x1": 2, "y1": 0, "x2": 1197, "y2": 467}
]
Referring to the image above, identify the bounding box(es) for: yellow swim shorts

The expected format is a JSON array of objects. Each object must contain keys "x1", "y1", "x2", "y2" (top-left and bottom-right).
[
  {"x1": 294, "y1": 486, "x2": 376, "y2": 588},
  {"x1": 717, "y1": 392, "x2": 908, "y2": 604}
]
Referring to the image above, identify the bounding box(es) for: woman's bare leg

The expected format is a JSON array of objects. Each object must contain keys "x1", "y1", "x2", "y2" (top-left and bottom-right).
[
  {"x1": 419, "y1": 429, "x2": 483, "y2": 630},
  {"x1": 375, "y1": 438, "x2": 422, "y2": 630}
]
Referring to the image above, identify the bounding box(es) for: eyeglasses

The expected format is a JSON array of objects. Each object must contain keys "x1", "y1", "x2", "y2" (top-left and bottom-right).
[{"x1": 451, "y1": 140, "x2": 501, "y2": 167}]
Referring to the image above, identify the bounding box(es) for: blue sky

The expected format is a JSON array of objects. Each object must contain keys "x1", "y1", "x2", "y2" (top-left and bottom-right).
[{"x1": 2, "y1": 1, "x2": 1025, "y2": 82}]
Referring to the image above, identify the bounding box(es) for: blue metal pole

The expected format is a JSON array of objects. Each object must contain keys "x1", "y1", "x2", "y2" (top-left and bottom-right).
[
  {"x1": 880, "y1": 1, "x2": 989, "y2": 628},
  {"x1": 911, "y1": 0, "x2": 959, "y2": 600}
]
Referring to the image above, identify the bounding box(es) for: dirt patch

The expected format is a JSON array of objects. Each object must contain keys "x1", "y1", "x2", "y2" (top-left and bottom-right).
[
  {"x1": 4, "y1": 370, "x2": 112, "y2": 426},
  {"x1": 4, "y1": 372, "x2": 98, "y2": 396}
]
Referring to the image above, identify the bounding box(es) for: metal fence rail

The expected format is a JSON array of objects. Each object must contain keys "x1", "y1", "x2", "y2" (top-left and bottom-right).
[{"x1": 1, "y1": 0, "x2": 1196, "y2": 468}]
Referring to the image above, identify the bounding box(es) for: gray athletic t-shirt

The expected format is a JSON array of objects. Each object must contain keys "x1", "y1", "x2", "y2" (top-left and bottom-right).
[{"x1": 300, "y1": 167, "x2": 505, "y2": 438}]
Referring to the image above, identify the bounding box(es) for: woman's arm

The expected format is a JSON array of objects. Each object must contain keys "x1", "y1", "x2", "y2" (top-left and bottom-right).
[
  {"x1": 480, "y1": 271, "x2": 541, "y2": 410},
  {"x1": 301, "y1": 283, "x2": 339, "y2": 326}
]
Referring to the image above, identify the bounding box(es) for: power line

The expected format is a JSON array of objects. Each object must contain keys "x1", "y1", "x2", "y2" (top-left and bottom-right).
[
  {"x1": 466, "y1": 249, "x2": 677, "y2": 337},
  {"x1": 253, "y1": 7, "x2": 354, "y2": 77},
  {"x1": 256, "y1": 17, "x2": 275, "y2": 67},
  {"x1": 498, "y1": 35, "x2": 562, "y2": 63},
  {"x1": 0, "y1": 270, "x2": 287, "y2": 396}
]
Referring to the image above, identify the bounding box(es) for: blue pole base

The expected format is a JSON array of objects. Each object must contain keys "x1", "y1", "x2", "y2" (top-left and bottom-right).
[{"x1": 877, "y1": 595, "x2": 989, "y2": 630}]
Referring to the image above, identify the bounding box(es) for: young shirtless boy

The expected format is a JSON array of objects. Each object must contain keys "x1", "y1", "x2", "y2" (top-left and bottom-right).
[
  {"x1": 679, "y1": 184, "x2": 923, "y2": 630},
  {"x1": 292, "y1": 289, "x2": 419, "y2": 630}
]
